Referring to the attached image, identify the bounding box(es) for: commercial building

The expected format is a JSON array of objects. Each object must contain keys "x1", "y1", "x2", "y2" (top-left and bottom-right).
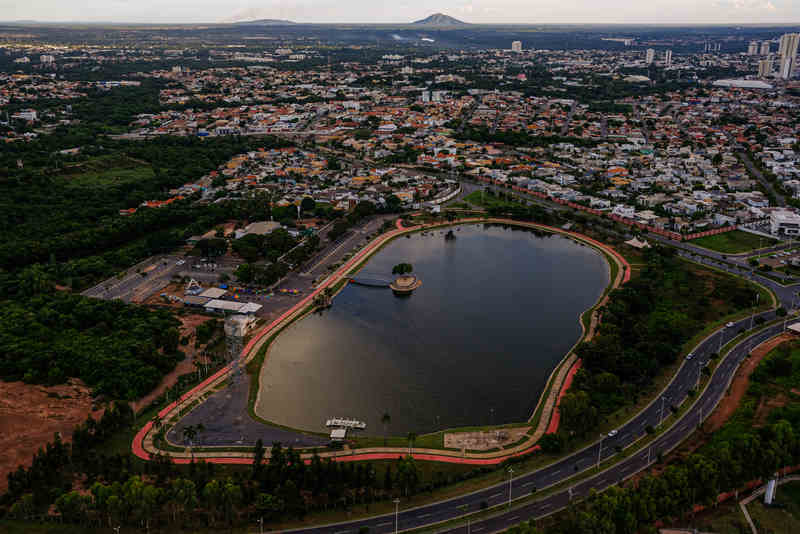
[
  {"x1": 748, "y1": 41, "x2": 759, "y2": 55},
  {"x1": 664, "y1": 50, "x2": 672, "y2": 67},
  {"x1": 779, "y1": 33, "x2": 799, "y2": 80},
  {"x1": 770, "y1": 209, "x2": 800, "y2": 237},
  {"x1": 511, "y1": 41, "x2": 522, "y2": 52},
  {"x1": 760, "y1": 41, "x2": 771, "y2": 55},
  {"x1": 645, "y1": 48, "x2": 655, "y2": 65}
]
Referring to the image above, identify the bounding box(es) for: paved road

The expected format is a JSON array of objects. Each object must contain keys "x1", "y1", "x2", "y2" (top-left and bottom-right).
[{"x1": 278, "y1": 313, "x2": 790, "y2": 534}]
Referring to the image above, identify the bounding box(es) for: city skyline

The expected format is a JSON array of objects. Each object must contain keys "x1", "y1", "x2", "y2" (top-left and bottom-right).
[{"x1": 2, "y1": 0, "x2": 800, "y2": 25}]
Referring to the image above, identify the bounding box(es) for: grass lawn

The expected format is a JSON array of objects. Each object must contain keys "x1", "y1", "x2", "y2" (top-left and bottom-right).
[
  {"x1": 748, "y1": 481, "x2": 800, "y2": 533},
  {"x1": 690, "y1": 230, "x2": 777, "y2": 254}
]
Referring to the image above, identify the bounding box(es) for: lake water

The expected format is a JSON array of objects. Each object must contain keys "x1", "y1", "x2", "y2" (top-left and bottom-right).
[{"x1": 255, "y1": 223, "x2": 609, "y2": 436}]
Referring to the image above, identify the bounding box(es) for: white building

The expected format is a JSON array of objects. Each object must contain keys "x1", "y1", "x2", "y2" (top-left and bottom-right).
[
  {"x1": 511, "y1": 41, "x2": 522, "y2": 52},
  {"x1": 664, "y1": 50, "x2": 672, "y2": 67},
  {"x1": 758, "y1": 57, "x2": 774, "y2": 78},
  {"x1": 748, "y1": 41, "x2": 759, "y2": 55},
  {"x1": 645, "y1": 48, "x2": 655, "y2": 65},
  {"x1": 779, "y1": 33, "x2": 799, "y2": 80},
  {"x1": 39, "y1": 54, "x2": 55, "y2": 64},
  {"x1": 770, "y1": 210, "x2": 800, "y2": 237},
  {"x1": 760, "y1": 41, "x2": 771, "y2": 55}
]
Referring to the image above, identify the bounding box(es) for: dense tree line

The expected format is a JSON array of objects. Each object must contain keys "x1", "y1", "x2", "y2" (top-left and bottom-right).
[
  {"x1": 2, "y1": 410, "x2": 527, "y2": 531},
  {"x1": 0, "y1": 293, "x2": 181, "y2": 399}
]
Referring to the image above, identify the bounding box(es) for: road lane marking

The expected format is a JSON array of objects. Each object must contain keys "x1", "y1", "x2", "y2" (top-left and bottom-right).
[
  {"x1": 508, "y1": 516, "x2": 520, "y2": 522},
  {"x1": 489, "y1": 493, "x2": 503, "y2": 499},
  {"x1": 418, "y1": 513, "x2": 432, "y2": 519},
  {"x1": 522, "y1": 481, "x2": 534, "y2": 487},
  {"x1": 377, "y1": 522, "x2": 392, "y2": 527}
]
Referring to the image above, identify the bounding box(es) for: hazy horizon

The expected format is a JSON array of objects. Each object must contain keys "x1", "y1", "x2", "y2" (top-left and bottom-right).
[{"x1": 2, "y1": 0, "x2": 800, "y2": 26}]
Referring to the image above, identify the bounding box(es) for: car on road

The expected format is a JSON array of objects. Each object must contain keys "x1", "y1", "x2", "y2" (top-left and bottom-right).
[
  {"x1": 686, "y1": 353, "x2": 693, "y2": 360},
  {"x1": 176, "y1": 259, "x2": 185, "y2": 266},
  {"x1": 726, "y1": 322, "x2": 734, "y2": 328},
  {"x1": 607, "y1": 429, "x2": 618, "y2": 438}
]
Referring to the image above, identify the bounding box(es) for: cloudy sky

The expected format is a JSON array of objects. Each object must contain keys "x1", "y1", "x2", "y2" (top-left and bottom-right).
[{"x1": 1, "y1": 0, "x2": 798, "y2": 24}]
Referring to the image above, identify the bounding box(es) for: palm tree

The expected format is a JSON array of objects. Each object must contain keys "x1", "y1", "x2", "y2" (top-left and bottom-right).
[
  {"x1": 381, "y1": 413, "x2": 391, "y2": 446},
  {"x1": 407, "y1": 432, "x2": 417, "y2": 455},
  {"x1": 182, "y1": 425, "x2": 202, "y2": 461}
]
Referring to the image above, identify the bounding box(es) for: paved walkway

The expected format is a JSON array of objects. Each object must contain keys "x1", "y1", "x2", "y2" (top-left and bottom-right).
[{"x1": 133, "y1": 217, "x2": 631, "y2": 465}]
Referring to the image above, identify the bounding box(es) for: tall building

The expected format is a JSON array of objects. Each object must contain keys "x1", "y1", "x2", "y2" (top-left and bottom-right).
[
  {"x1": 748, "y1": 41, "x2": 759, "y2": 55},
  {"x1": 645, "y1": 48, "x2": 655, "y2": 65},
  {"x1": 664, "y1": 49, "x2": 672, "y2": 67},
  {"x1": 778, "y1": 33, "x2": 799, "y2": 80},
  {"x1": 760, "y1": 41, "x2": 771, "y2": 55},
  {"x1": 511, "y1": 41, "x2": 522, "y2": 52},
  {"x1": 758, "y1": 57, "x2": 774, "y2": 78}
]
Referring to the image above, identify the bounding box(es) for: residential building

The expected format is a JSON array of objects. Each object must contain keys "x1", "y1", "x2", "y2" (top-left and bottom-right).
[
  {"x1": 748, "y1": 41, "x2": 759, "y2": 55},
  {"x1": 645, "y1": 48, "x2": 655, "y2": 65},
  {"x1": 760, "y1": 41, "x2": 771, "y2": 55},
  {"x1": 779, "y1": 33, "x2": 799, "y2": 80},
  {"x1": 664, "y1": 50, "x2": 672, "y2": 67},
  {"x1": 511, "y1": 41, "x2": 522, "y2": 53}
]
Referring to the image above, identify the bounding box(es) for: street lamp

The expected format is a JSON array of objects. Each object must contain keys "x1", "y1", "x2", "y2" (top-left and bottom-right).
[
  {"x1": 507, "y1": 467, "x2": 514, "y2": 508},
  {"x1": 659, "y1": 395, "x2": 670, "y2": 427},
  {"x1": 394, "y1": 498, "x2": 400, "y2": 534},
  {"x1": 597, "y1": 435, "x2": 604, "y2": 471}
]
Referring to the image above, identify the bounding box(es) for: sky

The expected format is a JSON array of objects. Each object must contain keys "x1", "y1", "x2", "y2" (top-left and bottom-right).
[{"x1": 1, "y1": 0, "x2": 799, "y2": 24}]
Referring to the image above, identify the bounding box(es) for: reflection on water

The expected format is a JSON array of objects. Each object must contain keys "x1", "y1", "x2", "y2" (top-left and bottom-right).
[{"x1": 256, "y1": 224, "x2": 609, "y2": 435}]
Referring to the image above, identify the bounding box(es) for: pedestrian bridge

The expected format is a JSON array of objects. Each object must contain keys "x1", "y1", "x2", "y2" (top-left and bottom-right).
[{"x1": 349, "y1": 276, "x2": 392, "y2": 287}]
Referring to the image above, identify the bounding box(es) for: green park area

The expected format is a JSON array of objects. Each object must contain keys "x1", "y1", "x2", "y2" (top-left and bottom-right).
[{"x1": 689, "y1": 229, "x2": 777, "y2": 254}]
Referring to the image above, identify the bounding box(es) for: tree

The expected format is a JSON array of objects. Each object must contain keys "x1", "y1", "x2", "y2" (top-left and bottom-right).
[
  {"x1": 381, "y1": 413, "x2": 391, "y2": 446},
  {"x1": 301, "y1": 197, "x2": 316, "y2": 213},
  {"x1": 395, "y1": 456, "x2": 420, "y2": 496}
]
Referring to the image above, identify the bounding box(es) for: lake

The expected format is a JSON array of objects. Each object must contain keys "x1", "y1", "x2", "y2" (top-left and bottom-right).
[{"x1": 255, "y1": 223, "x2": 609, "y2": 436}]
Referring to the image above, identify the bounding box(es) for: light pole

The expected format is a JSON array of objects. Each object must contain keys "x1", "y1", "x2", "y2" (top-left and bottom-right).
[
  {"x1": 258, "y1": 517, "x2": 264, "y2": 534},
  {"x1": 597, "y1": 436, "x2": 604, "y2": 471},
  {"x1": 394, "y1": 498, "x2": 400, "y2": 534},
  {"x1": 659, "y1": 395, "x2": 669, "y2": 427},
  {"x1": 507, "y1": 467, "x2": 514, "y2": 508}
]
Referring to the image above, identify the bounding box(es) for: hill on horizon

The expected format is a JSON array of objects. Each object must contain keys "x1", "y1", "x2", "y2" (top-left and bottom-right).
[
  {"x1": 232, "y1": 18, "x2": 297, "y2": 26},
  {"x1": 412, "y1": 13, "x2": 468, "y2": 26}
]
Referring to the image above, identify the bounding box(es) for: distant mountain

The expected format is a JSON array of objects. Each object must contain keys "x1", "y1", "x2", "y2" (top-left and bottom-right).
[
  {"x1": 411, "y1": 13, "x2": 468, "y2": 26},
  {"x1": 232, "y1": 19, "x2": 297, "y2": 26}
]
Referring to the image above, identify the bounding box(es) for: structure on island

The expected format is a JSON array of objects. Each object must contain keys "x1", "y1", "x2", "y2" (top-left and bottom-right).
[{"x1": 390, "y1": 275, "x2": 422, "y2": 296}]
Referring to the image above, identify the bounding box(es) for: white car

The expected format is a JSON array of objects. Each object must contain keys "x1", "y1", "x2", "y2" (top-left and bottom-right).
[
  {"x1": 176, "y1": 259, "x2": 185, "y2": 266},
  {"x1": 686, "y1": 353, "x2": 694, "y2": 360},
  {"x1": 726, "y1": 322, "x2": 734, "y2": 328},
  {"x1": 607, "y1": 429, "x2": 619, "y2": 438}
]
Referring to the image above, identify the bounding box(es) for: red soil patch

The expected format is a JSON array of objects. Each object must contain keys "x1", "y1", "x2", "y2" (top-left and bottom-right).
[
  {"x1": 705, "y1": 332, "x2": 791, "y2": 432},
  {"x1": 130, "y1": 314, "x2": 215, "y2": 414},
  {"x1": 0, "y1": 379, "x2": 102, "y2": 492}
]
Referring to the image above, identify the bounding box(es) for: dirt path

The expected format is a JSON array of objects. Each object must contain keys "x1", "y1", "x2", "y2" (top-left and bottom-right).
[
  {"x1": 130, "y1": 314, "x2": 214, "y2": 414},
  {"x1": 704, "y1": 332, "x2": 790, "y2": 432},
  {"x1": 0, "y1": 380, "x2": 102, "y2": 492}
]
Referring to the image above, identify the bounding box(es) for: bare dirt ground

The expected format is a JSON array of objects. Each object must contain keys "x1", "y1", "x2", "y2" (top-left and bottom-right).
[
  {"x1": 0, "y1": 379, "x2": 102, "y2": 492},
  {"x1": 705, "y1": 332, "x2": 791, "y2": 432},
  {"x1": 444, "y1": 427, "x2": 530, "y2": 451},
  {"x1": 130, "y1": 313, "x2": 214, "y2": 414}
]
